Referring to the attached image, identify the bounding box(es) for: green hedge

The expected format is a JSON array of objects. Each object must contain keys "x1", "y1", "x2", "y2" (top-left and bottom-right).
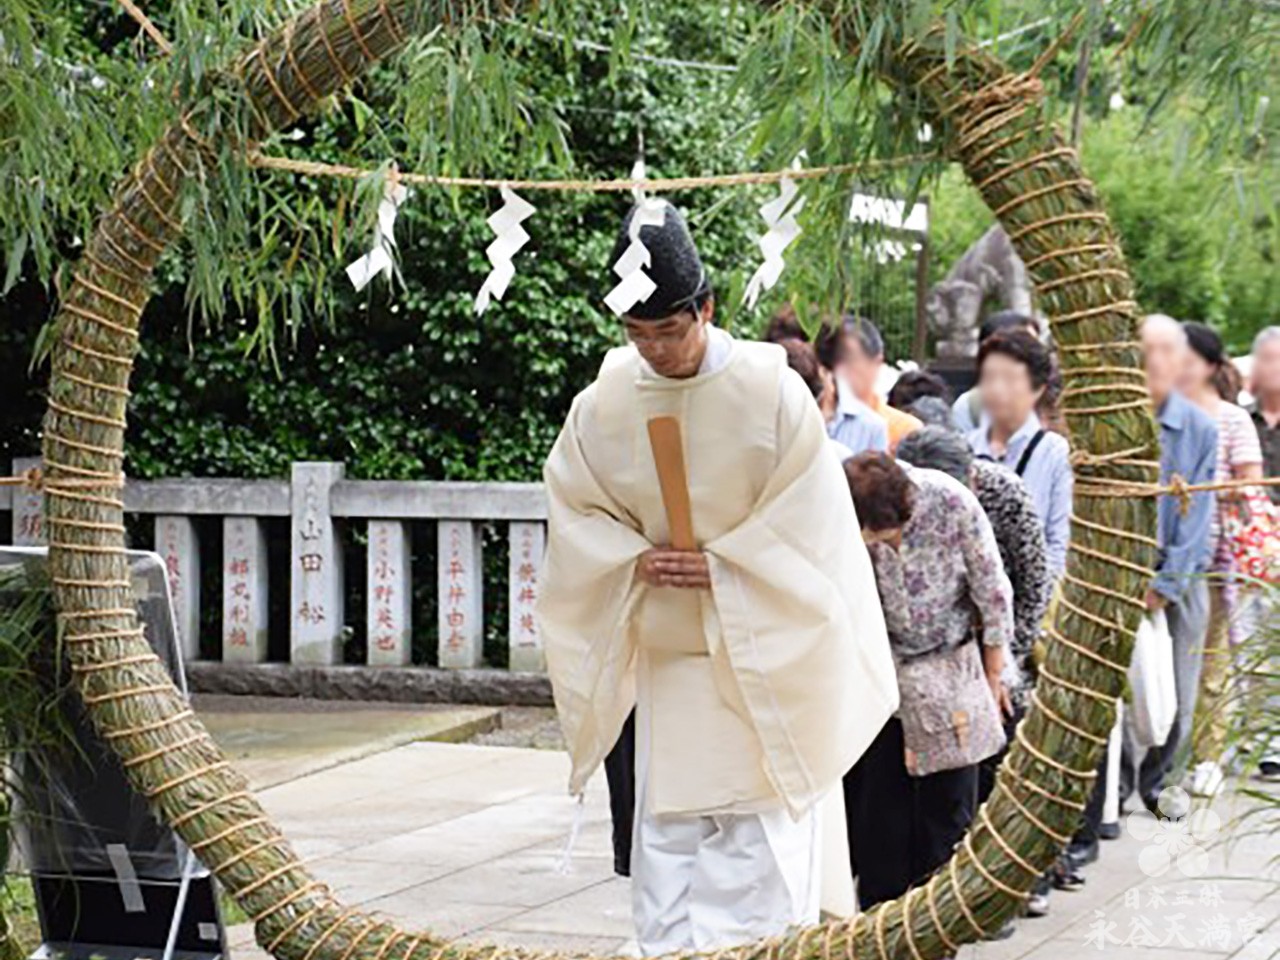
[{"x1": 2, "y1": 8, "x2": 1273, "y2": 667}]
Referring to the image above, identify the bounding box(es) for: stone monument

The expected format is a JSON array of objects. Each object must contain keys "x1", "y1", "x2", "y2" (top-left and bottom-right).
[{"x1": 925, "y1": 224, "x2": 1035, "y2": 360}]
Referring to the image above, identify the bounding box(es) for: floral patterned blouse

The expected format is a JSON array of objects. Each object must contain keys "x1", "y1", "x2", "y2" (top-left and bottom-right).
[{"x1": 866, "y1": 466, "x2": 1015, "y2": 661}]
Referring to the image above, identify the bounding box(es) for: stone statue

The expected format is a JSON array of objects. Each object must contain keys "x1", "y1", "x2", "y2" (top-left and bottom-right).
[{"x1": 925, "y1": 225, "x2": 1034, "y2": 359}]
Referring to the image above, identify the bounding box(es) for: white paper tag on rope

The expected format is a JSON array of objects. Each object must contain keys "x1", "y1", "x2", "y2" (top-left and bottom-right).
[
  {"x1": 475, "y1": 186, "x2": 536, "y2": 315},
  {"x1": 744, "y1": 157, "x2": 806, "y2": 308},
  {"x1": 346, "y1": 178, "x2": 410, "y2": 292},
  {"x1": 605, "y1": 160, "x2": 668, "y2": 317}
]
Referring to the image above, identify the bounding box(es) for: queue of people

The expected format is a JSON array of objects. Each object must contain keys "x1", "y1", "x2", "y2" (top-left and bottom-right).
[
  {"x1": 775, "y1": 307, "x2": 1278, "y2": 923},
  {"x1": 538, "y1": 203, "x2": 1274, "y2": 955}
]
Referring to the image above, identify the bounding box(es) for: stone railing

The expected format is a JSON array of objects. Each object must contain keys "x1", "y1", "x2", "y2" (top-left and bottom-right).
[{"x1": 1, "y1": 458, "x2": 548, "y2": 675}]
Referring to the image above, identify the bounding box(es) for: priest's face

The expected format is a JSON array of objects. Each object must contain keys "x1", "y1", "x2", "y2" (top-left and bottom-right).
[{"x1": 625, "y1": 299, "x2": 713, "y2": 379}]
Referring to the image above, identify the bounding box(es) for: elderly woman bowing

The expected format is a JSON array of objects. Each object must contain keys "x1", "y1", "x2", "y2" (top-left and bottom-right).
[
  {"x1": 897, "y1": 426, "x2": 1051, "y2": 726},
  {"x1": 841, "y1": 452, "x2": 1015, "y2": 910},
  {"x1": 897, "y1": 426, "x2": 1064, "y2": 917}
]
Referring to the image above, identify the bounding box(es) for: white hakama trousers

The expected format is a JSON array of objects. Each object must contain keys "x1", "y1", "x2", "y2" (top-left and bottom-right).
[
  {"x1": 631, "y1": 799, "x2": 821, "y2": 955},
  {"x1": 631, "y1": 666, "x2": 821, "y2": 956}
]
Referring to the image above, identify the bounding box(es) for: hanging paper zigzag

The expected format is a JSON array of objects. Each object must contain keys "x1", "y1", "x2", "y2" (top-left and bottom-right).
[
  {"x1": 474, "y1": 186, "x2": 536, "y2": 315},
  {"x1": 604, "y1": 159, "x2": 668, "y2": 317},
  {"x1": 346, "y1": 177, "x2": 410, "y2": 292},
  {"x1": 744, "y1": 159, "x2": 805, "y2": 308},
  {"x1": 344, "y1": 158, "x2": 808, "y2": 311}
]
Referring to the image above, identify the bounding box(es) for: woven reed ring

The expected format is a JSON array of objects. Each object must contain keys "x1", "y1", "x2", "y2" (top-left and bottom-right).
[{"x1": 39, "y1": 2, "x2": 1159, "y2": 959}]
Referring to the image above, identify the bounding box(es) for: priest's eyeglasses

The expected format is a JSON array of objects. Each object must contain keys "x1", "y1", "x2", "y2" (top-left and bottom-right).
[{"x1": 624, "y1": 311, "x2": 700, "y2": 345}]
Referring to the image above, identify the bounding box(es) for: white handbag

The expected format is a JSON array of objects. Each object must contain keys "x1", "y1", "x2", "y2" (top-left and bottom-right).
[{"x1": 1127, "y1": 610, "x2": 1177, "y2": 749}]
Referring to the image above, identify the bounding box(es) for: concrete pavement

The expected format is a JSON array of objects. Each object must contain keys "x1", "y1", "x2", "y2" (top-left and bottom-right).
[
  {"x1": 226, "y1": 742, "x2": 631, "y2": 956},
  {"x1": 219, "y1": 735, "x2": 1279, "y2": 960},
  {"x1": 194, "y1": 695, "x2": 500, "y2": 787}
]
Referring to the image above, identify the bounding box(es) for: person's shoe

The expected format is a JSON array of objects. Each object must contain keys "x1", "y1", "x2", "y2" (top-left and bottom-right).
[
  {"x1": 1066, "y1": 837, "x2": 1100, "y2": 868},
  {"x1": 1051, "y1": 855, "x2": 1087, "y2": 890},
  {"x1": 987, "y1": 922, "x2": 1017, "y2": 941},
  {"x1": 1026, "y1": 892, "x2": 1051, "y2": 917},
  {"x1": 1151, "y1": 786, "x2": 1191, "y2": 820},
  {"x1": 1099, "y1": 821, "x2": 1121, "y2": 840},
  {"x1": 1257, "y1": 758, "x2": 1280, "y2": 782},
  {"x1": 1142, "y1": 793, "x2": 1162, "y2": 816},
  {"x1": 1189, "y1": 761, "x2": 1225, "y2": 798}
]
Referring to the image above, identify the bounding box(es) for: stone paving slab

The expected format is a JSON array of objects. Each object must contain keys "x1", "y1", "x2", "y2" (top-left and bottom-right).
[
  {"x1": 195, "y1": 694, "x2": 500, "y2": 787},
  {"x1": 226, "y1": 742, "x2": 615, "y2": 957},
  {"x1": 226, "y1": 741, "x2": 1279, "y2": 960}
]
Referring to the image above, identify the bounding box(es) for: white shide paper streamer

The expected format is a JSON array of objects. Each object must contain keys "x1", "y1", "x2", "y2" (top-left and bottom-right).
[
  {"x1": 474, "y1": 186, "x2": 536, "y2": 315},
  {"x1": 346, "y1": 178, "x2": 410, "y2": 292},
  {"x1": 604, "y1": 159, "x2": 668, "y2": 317},
  {"x1": 744, "y1": 158, "x2": 805, "y2": 308}
]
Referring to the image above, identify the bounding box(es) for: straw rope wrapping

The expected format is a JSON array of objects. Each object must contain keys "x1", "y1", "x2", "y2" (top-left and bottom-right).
[
  {"x1": 39, "y1": 2, "x2": 474, "y2": 957},
  {"x1": 42, "y1": 4, "x2": 1157, "y2": 960},
  {"x1": 855, "y1": 20, "x2": 1161, "y2": 957}
]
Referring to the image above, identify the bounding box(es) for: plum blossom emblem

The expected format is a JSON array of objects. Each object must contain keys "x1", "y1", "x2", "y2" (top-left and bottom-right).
[{"x1": 1126, "y1": 787, "x2": 1221, "y2": 878}]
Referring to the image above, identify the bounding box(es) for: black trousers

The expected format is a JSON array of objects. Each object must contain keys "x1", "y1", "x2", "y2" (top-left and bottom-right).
[
  {"x1": 1077, "y1": 745, "x2": 1111, "y2": 845},
  {"x1": 978, "y1": 704, "x2": 1025, "y2": 804},
  {"x1": 843, "y1": 718, "x2": 979, "y2": 910},
  {"x1": 603, "y1": 711, "x2": 637, "y2": 877}
]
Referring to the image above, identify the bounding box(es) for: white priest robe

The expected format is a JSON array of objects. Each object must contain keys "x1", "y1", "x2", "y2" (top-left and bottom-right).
[{"x1": 538, "y1": 330, "x2": 899, "y2": 954}]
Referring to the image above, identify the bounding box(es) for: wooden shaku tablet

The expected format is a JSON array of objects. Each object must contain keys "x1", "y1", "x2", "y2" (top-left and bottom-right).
[{"x1": 646, "y1": 416, "x2": 697, "y2": 551}]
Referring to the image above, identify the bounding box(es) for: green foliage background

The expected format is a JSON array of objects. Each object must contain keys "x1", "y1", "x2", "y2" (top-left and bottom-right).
[
  {"x1": 2, "y1": 2, "x2": 1276, "y2": 480},
  {"x1": 3, "y1": 2, "x2": 771, "y2": 480},
  {"x1": 5, "y1": 108, "x2": 1274, "y2": 479},
  {"x1": 0, "y1": 0, "x2": 1275, "y2": 671},
  {"x1": 930, "y1": 107, "x2": 1277, "y2": 352}
]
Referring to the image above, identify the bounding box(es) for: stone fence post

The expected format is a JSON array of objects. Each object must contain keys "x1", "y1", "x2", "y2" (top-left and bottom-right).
[
  {"x1": 507, "y1": 521, "x2": 546, "y2": 672},
  {"x1": 154, "y1": 515, "x2": 201, "y2": 662},
  {"x1": 290, "y1": 462, "x2": 345, "y2": 665},
  {"x1": 12, "y1": 456, "x2": 45, "y2": 546},
  {"x1": 437, "y1": 520, "x2": 483, "y2": 669},
  {"x1": 223, "y1": 517, "x2": 269, "y2": 663},
  {"x1": 367, "y1": 520, "x2": 412, "y2": 667}
]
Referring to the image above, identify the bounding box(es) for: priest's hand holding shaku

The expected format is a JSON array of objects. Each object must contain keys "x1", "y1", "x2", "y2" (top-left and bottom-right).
[
  {"x1": 636, "y1": 549, "x2": 712, "y2": 589},
  {"x1": 642, "y1": 418, "x2": 707, "y2": 589}
]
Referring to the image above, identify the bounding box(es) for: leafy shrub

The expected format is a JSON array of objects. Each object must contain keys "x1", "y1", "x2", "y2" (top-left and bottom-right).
[{"x1": 929, "y1": 107, "x2": 1277, "y2": 352}]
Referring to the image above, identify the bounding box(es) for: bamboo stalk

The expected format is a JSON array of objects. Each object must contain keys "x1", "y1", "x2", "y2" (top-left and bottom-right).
[{"x1": 39, "y1": 4, "x2": 1157, "y2": 960}]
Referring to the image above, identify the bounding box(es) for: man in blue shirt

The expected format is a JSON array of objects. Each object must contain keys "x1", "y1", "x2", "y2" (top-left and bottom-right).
[
  {"x1": 1071, "y1": 315, "x2": 1218, "y2": 863},
  {"x1": 1125, "y1": 315, "x2": 1218, "y2": 804},
  {"x1": 815, "y1": 322, "x2": 889, "y2": 455}
]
